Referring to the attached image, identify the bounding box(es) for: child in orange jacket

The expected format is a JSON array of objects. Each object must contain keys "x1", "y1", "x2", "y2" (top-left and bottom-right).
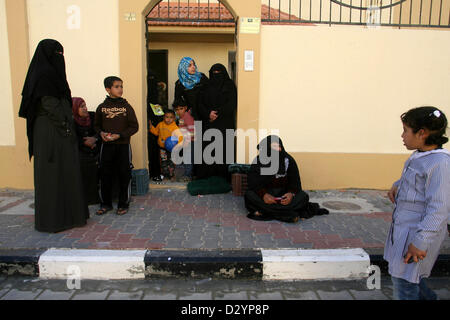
[{"x1": 149, "y1": 110, "x2": 183, "y2": 180}]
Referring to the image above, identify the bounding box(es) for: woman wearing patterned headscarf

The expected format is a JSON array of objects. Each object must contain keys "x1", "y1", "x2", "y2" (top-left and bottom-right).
[
  {"x1": 19, "y1": 39, "x2": 89, "y2": 233},
  {"x1": 72, "y1": 97, "x2": 101, "y2": 205},
  {"x1": 174, "y1": 57, "x2": 209, "y2": 121}
]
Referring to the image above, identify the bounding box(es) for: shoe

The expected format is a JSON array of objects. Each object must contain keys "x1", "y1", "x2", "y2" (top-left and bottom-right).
[
  {"x1": 152, "y1": 175, "x2": 163, "y2": 184},
  {"x1": 180, "y1": 176, "x2": 191, "y2": 182},
  {"x1": 96, "y1": 206, "x2": 113, "y2": 216},
  {"x1": 246, "y1": 212, "x2": 272, "y2": 221},
  {"x1": 116, "y1": 208, "x2": 128, "y2": 216}
]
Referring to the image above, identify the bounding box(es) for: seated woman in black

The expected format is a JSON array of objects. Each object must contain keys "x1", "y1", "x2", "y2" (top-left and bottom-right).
[
  {"x1": 72, "y1": 97, "x2": 101, "y2": 205},
  {"x1": 245, "y1": 135, "x2": 328, "y2": 223}
]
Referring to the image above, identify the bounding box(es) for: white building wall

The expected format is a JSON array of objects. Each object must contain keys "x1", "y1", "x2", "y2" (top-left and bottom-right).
[
  {"x1": 0, "y1": 0, "x2": 16, "y2": 146},
  {"x1": 259, "y1": 25, "x2": 450, "y2": 154},
  {"x1": 27, "y1": 0, "x2": 120, "y2": 111}
]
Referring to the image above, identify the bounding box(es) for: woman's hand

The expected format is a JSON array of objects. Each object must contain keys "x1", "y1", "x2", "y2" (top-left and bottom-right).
[
  {"x1": 387, "y1": 185, "x2": 398, "y2": 204},
  {"x1": 209, "y1": 111, "x2": 218, "y2": 122},
  {"x1": 110, "y1": 134, "x2": 120, "y2": 141},
  {"x1": 83, "y1": 136, "x2": 97, "y2": 149},
  {"x1": 403, "y1": 243, "x2": 427, "y2": 264},
  {"x1": 263, "y1": 193, "x2": 277, "y2": 205},
  {"x1": 100, "y1": 131, "x2": 109, "y2": 142},
  {"x1": 281, "y1": 193, "x2": 294, "y2": 206}
]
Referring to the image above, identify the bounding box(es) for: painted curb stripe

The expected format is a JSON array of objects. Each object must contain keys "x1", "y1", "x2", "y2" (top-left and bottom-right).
[
  {"x1": 0, "y1": 249, "x2": 449, "y2": 279},
  {"x1": 0, "y1": 249, "x2": 46, "y2": 276},
  {"x1": 261, "y1": 248, "x2": 370, "y2": 280},
  {"x1": 38, "y1": 249, "x2": 147, "y2": 280},
  {"x1": 145, "y1": 249, "x2": 262, "y2": 263},
  {"x1": 145, "y1": 249, "x2": 263, "y2": 279}
]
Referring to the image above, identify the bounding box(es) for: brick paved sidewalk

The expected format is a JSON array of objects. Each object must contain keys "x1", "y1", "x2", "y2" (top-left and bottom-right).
[{"x1": 0, "y1": 185, "x2": 449, "y2": 253}]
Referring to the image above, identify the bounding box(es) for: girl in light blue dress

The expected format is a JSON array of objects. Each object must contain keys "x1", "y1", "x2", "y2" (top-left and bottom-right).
[{"x1": 384, "y1": 106, "x2": 449, "y2": 300}]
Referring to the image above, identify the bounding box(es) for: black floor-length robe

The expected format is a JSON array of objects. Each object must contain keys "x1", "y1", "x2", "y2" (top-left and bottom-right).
[
  {"x1": 33, "y1": 96, "x2": 89, "y2": 232},
  {"x1": 244, "y1": 135, "x2": 328, "y2": 223}
]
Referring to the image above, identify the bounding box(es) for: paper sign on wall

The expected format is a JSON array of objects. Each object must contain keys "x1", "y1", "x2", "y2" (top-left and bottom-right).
[
  {"x1": 244, "y1": 50, "x2": 254, "y2": 72},
  {"x1": 240, "y1": 17, "x2": 260, "y2": 34}
]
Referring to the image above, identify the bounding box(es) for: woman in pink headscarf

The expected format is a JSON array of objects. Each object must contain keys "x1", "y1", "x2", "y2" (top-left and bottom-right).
[{"x1": 72, "y1": 97, "x2": 101, "y2": 205}]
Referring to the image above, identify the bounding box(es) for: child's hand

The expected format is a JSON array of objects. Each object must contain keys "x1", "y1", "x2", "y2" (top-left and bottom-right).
[
  {"x1": 209, "y1": 111, "x2": 218, "y2": 122},
  {"x1": 83, "y1": 136, "x2": 97, "y2": 148},
  {"x1": 387, "y1": 185, "x2": 398, "y2": 204},
  {"x1": 100, "y1": 131, "x2": 110, "y2": 142},
  {"x1": 403, "y1": 243, "x2": 427, "y2": 264}
]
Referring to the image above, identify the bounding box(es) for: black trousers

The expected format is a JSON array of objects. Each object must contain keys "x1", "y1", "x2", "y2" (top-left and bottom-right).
[
  {"x1": 79, "y1": 152, "x2": 100, "y2": 205},
  {"x1": 99, "y1": 144, "x2": 132, "y2": 208}
]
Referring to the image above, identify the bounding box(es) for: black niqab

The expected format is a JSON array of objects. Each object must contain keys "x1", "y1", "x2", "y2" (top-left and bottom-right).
[
  {"x1": 19, "y1": 39, "x2": 72, "y2": 158},
  {"x1": 205, "y1": 63, "x2": 233, "y2": 108}
]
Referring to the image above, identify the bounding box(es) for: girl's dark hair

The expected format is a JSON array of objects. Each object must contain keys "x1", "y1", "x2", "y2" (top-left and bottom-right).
[{"x1": 401, "y1": 106, "x2": 448, "y2": 147}]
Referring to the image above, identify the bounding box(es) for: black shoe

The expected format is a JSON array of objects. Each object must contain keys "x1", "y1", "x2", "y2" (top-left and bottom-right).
[{"x1": 152, "y1": 175, "x2": 163, "y2": 183}]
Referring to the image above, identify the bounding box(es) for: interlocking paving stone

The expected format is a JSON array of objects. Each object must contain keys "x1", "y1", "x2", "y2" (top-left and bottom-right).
[
  {"x1": 36, "y1": 290, "x2": 76, "y2": 300},
  {"x1": 0, "y1": 288, "x2": 10, "y2": 299},
  {"x1": 1, "y1": 288, "x2": 44, "y2": 300},
  {"x1": 317, "y1": 290, "x2": 354, "y2": 300},
  {"x1": 106, "y1": 290, "x2": 144, "y2": 300},
  {"x1": 248, "y1": 291, "x2": 284, "y2": 300},
  {"x1": 1, "y1": 188, "x2": 449, "y2": 252},
  {"x1": 71, "y1": 291, "x2": 110, "y2": 300},
  {"x1": 142, "y1": 292, "x2": 177, "y2": 300},
  {"x1": 282, "y1": 290, "x2": 319, "y2": 300},
  {"x1": 349, "y1": 289, "x2": 390, "y2": 300},
  {"x1": 178, "y1": 292, "x2": 213, "y2": 300},
  {"x1": 214, "y1": 291, "x2": 249, "y2": 300}
]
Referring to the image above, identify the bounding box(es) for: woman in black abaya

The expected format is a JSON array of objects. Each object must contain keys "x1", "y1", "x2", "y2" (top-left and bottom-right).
[
  {"x1": 197, "y1": 63, "x2": 237, "y2": 180},
  {"x1": 19, "y1": 39, "x2": 89, "y2": 233},
  {"x1": 245, "y1": 135, "x2": 329, "y2": 223}
]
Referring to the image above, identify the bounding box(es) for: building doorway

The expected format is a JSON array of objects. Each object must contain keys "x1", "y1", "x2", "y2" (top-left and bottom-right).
[{"x1": 147, "y1": 49, "x2": 168, "y2": 108}]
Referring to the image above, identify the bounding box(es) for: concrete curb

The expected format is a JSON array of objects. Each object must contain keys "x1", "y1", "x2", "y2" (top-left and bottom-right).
[{"x1": 0, "y1": 248, "x2": 448, "y2": 280}]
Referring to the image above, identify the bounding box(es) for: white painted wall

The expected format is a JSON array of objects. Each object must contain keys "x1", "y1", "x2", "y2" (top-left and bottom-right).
[
  {"x1": 259, "y1": 25, "x2": 450, "y2": 154},
  {"x1": 0, "y1": 0, "x2": 16, "y2": 146},
  {"x1": 27, "y1": 0, "x2": 120, "y2": 111}
]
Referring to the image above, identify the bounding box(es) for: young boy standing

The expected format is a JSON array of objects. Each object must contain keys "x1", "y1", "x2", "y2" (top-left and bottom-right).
[{"x1": 94, "y1": 76, "x2": 139, "y2": 216}]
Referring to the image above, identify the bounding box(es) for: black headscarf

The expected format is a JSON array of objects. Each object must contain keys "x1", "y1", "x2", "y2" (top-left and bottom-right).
[
  {"x1": 200, "y1": 63, "x2": 237, "y2": 130},
  {"x1": 248, "y1": 135, "x2": 302, "y2": 193},
  {"x1": 19, "y1": 39, "x2": 72, "y2": 158},
  {"x1": 206, "y1": 63, "x2": 233, "y2": 106}
]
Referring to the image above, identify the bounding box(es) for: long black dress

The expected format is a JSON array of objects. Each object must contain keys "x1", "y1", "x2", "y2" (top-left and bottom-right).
[
  {"x1": 244, "y1": 135, "x2": 328, "y2": 223},
  {"x1": 18, "y1": 39, "x2": 89, "y2": 233},
  {"x1": 197, "y1": 64, "x2": 237, "y2": 180},
  {"x1": 74, "y1": 112, "x2": 101, "y2": 205}
]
